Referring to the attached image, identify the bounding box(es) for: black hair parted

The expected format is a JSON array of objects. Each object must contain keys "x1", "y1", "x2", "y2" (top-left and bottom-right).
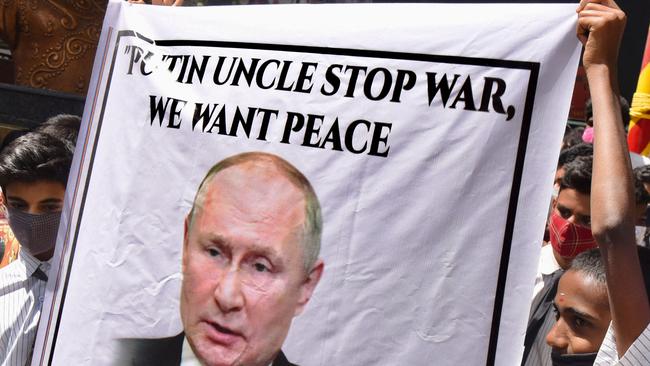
[
  {"x1": 558, "y1": 143, "x2": 593, "y2": 169},
  {"x1": 560, "y1": 155, "x2": 592, "y2": 196},
  {"x1": 34, "y1": 114, "x2": 81, "y2": 154},
  {"x1": 0, "y1": 131, "x2": 73, "y2": 189}
]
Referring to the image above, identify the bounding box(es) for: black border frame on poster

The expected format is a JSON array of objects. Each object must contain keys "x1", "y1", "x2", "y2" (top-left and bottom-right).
[{"x1": 46, "y1": 30, "x2": 539, "y2": 366}]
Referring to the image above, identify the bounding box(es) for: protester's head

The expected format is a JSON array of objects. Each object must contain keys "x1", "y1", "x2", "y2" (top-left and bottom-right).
[
  {"x1": 635, "y1": 165, "x2": 650, "y2": 195},
  {"x1": 34, "y1": 114, "x2": 81, "y2": 154},
  {"x1": 181, "y1": 152, "x2": 324, "y2": 366},
  {"x1": 0, "y1": 131, "x2": 73, "y2": 260},
  {"x1": 546, "y1": 249, "x2": 610, "y2": 363},
  {"x1": 554, "y1": 144, "x2": 593, "y2": 190},
  {"x1": 551, "y1": 156, "x2": 595, "y2": 268}
]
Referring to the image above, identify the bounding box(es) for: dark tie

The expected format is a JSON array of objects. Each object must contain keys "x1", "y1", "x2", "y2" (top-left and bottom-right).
[{"x1": 33, "y1": 266, "x2": 48, "y2": 281}]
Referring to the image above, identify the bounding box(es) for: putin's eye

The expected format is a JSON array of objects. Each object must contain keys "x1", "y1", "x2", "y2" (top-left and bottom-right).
[
  {"x1": 208, "y1": 248, "x2": 221, "y2": 257},
  {"x1": 254, "y1": 262, "x2": 269, "y2": 273}
]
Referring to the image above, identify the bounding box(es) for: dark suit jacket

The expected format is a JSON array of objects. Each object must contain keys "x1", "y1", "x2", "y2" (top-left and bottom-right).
[{"x1": 115, "y1": 333, "x2": 297, "y2": 366}]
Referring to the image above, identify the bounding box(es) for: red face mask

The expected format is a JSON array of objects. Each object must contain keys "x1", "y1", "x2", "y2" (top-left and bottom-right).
[{"x1": 549, "y1": 211, "x2": 597, "y2": 259}]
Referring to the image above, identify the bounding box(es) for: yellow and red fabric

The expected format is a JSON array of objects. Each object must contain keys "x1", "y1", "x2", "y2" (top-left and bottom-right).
[{"x1": 628, "y1": 28, "x2": 650, "y2": 156}]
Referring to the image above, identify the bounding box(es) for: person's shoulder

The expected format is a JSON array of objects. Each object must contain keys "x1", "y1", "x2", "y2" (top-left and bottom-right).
[
  {"x1": 115, "y1": 333, "x2": 184, "y2": 366},
  {"x1": 273, "y1": 350, "x2": 299, "y2": 366}
]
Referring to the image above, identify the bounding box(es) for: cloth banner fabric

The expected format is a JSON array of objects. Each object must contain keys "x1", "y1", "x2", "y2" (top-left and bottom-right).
[{"x1": 33, "y1": 2, "x2": 580, "y2": 365}]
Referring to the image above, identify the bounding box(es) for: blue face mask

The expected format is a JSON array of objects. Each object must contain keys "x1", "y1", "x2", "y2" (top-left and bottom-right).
[
  {"x1": 551, "y1": 351, "x2": 598, "y2": 366},
  {"x1": 7, "y1": 208, "x2": 61, "y2": 257}
]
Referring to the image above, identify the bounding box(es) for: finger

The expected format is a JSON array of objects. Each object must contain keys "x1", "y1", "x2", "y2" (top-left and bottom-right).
[
  {"x1": 577, "y1": 0, "x2": 602, "y2": 13},
  {"x1": 580, "y1": 3, "x2": 619, "y2": 14},
  {"x1": 576, "y1": 20, "x2": 589, "y2": 45},
  {"x1": 577, "y1": 0, "x2": 620, "y2": 12}
]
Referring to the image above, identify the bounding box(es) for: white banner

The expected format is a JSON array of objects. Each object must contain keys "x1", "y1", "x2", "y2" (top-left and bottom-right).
[{"x1": 33, "y1": 2, "x2": 580, "y2": 365}]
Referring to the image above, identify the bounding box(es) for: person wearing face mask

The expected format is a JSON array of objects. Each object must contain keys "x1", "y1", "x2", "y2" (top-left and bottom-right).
[
  {"x1": 0, "y1": 130, "x2": 74, "y2": 366},
  {"x1": 523, "y1": 156, "x2": 599, "y2": 366}
]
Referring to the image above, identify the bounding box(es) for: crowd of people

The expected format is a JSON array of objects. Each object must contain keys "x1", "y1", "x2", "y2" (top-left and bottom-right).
[{"x1": 0, "y1": 0, "x2": 649, "y2": 365}]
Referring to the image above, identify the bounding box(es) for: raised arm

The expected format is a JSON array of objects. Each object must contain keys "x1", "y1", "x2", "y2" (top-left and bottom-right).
[{"x1": 580, "y1": 0, "x2": 650, "y2": 356}]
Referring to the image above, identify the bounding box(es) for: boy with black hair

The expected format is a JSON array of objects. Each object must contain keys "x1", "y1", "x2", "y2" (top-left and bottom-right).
[
  {"x1": 547, "y1": 156, "x2": 597, "y2": 270},
  {"x1": 525, "y1": 156, "x2": 598, "y2": 366},
  {"x1": 0, "y1": 131, "x2": 74, "y2": 365}
]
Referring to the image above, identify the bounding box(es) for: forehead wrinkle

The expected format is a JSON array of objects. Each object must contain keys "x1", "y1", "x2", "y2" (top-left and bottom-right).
[
  {"x1": 192, "y1": 164, "x2": 307, "y2": 265},
  {"x1": 208, "y1": 164, "x2": 306, "y2": 226}
]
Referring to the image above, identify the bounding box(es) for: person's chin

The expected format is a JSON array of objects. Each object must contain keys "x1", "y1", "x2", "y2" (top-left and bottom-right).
[{"x1": 190, "y1": 321, "x2": 247, "y2": 366}]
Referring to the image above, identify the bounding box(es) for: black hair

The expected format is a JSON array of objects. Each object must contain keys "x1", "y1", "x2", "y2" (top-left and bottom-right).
[
  {"x1": 634, "y1": 165, "x2": 650, "y2": 185},
  {"x1": 570, "y1": 249, "x2": 605, "y2": 284},
  {"x1": 572, "y1": 247, "x2": 650, "y2": 299},
  {"x1": 634, "y1": 172, "x2": 650, "y2": 206},
  {"x1": 562, "y1": 126, "x2": 585, "y2": 150},
  {"x1": 560, "y1": 155, "x2": 592, "y2": 196},
  {"x1": 33, "y1": 114, "x2": 81, "y2": 154},
  {"x1": 558, "y1": 143, "x2": 593, "y2": 169},
  {"x1": 0, "y1": 131, "x2": 73, "y2": 189}
]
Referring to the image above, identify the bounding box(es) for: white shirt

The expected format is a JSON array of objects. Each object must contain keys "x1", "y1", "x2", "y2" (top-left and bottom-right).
[
  {"x1": 532, "y1": 244, "x2": 561, "y2": 300},
  {"x1": 0, "y1": 251, "x2": 49, "y2": 366},
  {"x1": 595, "y1": 323, "x2": 650, "y2": 365}
]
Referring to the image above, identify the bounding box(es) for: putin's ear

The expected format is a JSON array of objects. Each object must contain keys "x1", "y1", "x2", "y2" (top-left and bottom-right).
[
  {"x1": 294, "y1": 259, "x2": 324, "y2": 317},
  {"x1": 182, "y1": 214, "x2": 190, "y2": 273}
]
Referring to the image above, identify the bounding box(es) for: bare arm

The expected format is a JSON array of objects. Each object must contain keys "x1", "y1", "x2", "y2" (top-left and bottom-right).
[{"x1": 580, "y1": 0, "x2": 650, "y2": 356}]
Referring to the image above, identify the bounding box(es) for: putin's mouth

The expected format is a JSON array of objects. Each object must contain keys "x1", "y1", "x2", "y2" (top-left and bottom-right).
[{"x1": 202, "y1": 320, "x2": 243, "y2": 346}]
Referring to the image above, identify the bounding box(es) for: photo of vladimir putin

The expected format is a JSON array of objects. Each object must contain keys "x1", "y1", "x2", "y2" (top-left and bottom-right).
[{"x1": 116, "y1": 152, "x2": 324, "y2": 366}]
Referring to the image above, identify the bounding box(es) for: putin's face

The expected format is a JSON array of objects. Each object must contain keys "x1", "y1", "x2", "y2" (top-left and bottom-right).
[{"x1": 181, "y1": 162, "x2": 322, "y2": 366}]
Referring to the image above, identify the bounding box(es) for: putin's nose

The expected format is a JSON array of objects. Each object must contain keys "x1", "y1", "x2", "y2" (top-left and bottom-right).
[{"x1": 213, "y1": 267, "x2": 245, "y2": 313}]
